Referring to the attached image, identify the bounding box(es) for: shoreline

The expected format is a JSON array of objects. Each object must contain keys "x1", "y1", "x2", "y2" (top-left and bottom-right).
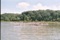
[{"x1": 1, "y1": 20, "x2": 60, "y2": 22}]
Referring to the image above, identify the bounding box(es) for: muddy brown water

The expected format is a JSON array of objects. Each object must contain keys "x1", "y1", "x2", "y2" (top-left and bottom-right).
[{"x1": 1, "y1": 22, "x2": 60, "y2": 40}]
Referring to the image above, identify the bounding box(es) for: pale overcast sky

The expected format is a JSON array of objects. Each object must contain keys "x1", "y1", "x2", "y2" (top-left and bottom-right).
[{"x1": 1, "y1": 0, "x2": 60, "y2": 14}]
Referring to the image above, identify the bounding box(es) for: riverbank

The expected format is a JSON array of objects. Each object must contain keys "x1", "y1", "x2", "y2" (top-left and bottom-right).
[{"x1": 1, "y1": 20, "x2": 60, "y2": 22}]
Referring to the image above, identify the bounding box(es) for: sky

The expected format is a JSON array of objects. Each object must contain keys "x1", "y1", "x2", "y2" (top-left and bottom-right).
[{"x1": 1, "y1": 0, "x2": 60, "y2": 14}]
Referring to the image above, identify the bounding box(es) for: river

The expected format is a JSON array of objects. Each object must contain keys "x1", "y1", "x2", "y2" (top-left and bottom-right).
[{"x1": 1, "y1": 22, "x2": 60, "y2": 40}]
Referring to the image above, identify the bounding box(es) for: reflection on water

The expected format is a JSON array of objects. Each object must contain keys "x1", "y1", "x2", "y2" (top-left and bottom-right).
[{"x1": 1, "y1": 22, "x2": 60, "y2": 40}]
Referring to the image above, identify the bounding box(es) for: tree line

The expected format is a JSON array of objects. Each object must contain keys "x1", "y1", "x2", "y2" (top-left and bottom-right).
[{"x1": 1, "y1": 10, "x2": 60, "y2": 21}]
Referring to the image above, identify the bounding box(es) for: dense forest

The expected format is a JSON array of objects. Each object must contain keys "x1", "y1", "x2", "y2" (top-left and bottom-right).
[{"x1": 1, "y1": 10, "x2": 60, "y2": 21}]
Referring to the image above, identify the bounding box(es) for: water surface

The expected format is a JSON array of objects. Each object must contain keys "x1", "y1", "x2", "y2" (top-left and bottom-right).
[{"x1": 1, "y1": 22, "x2": 60, "y2": 40}]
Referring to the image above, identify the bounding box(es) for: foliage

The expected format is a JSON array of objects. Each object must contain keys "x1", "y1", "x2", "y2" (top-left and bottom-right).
[{"x1": 1, "y1": 10, "x2": 60, "y2": 21}]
